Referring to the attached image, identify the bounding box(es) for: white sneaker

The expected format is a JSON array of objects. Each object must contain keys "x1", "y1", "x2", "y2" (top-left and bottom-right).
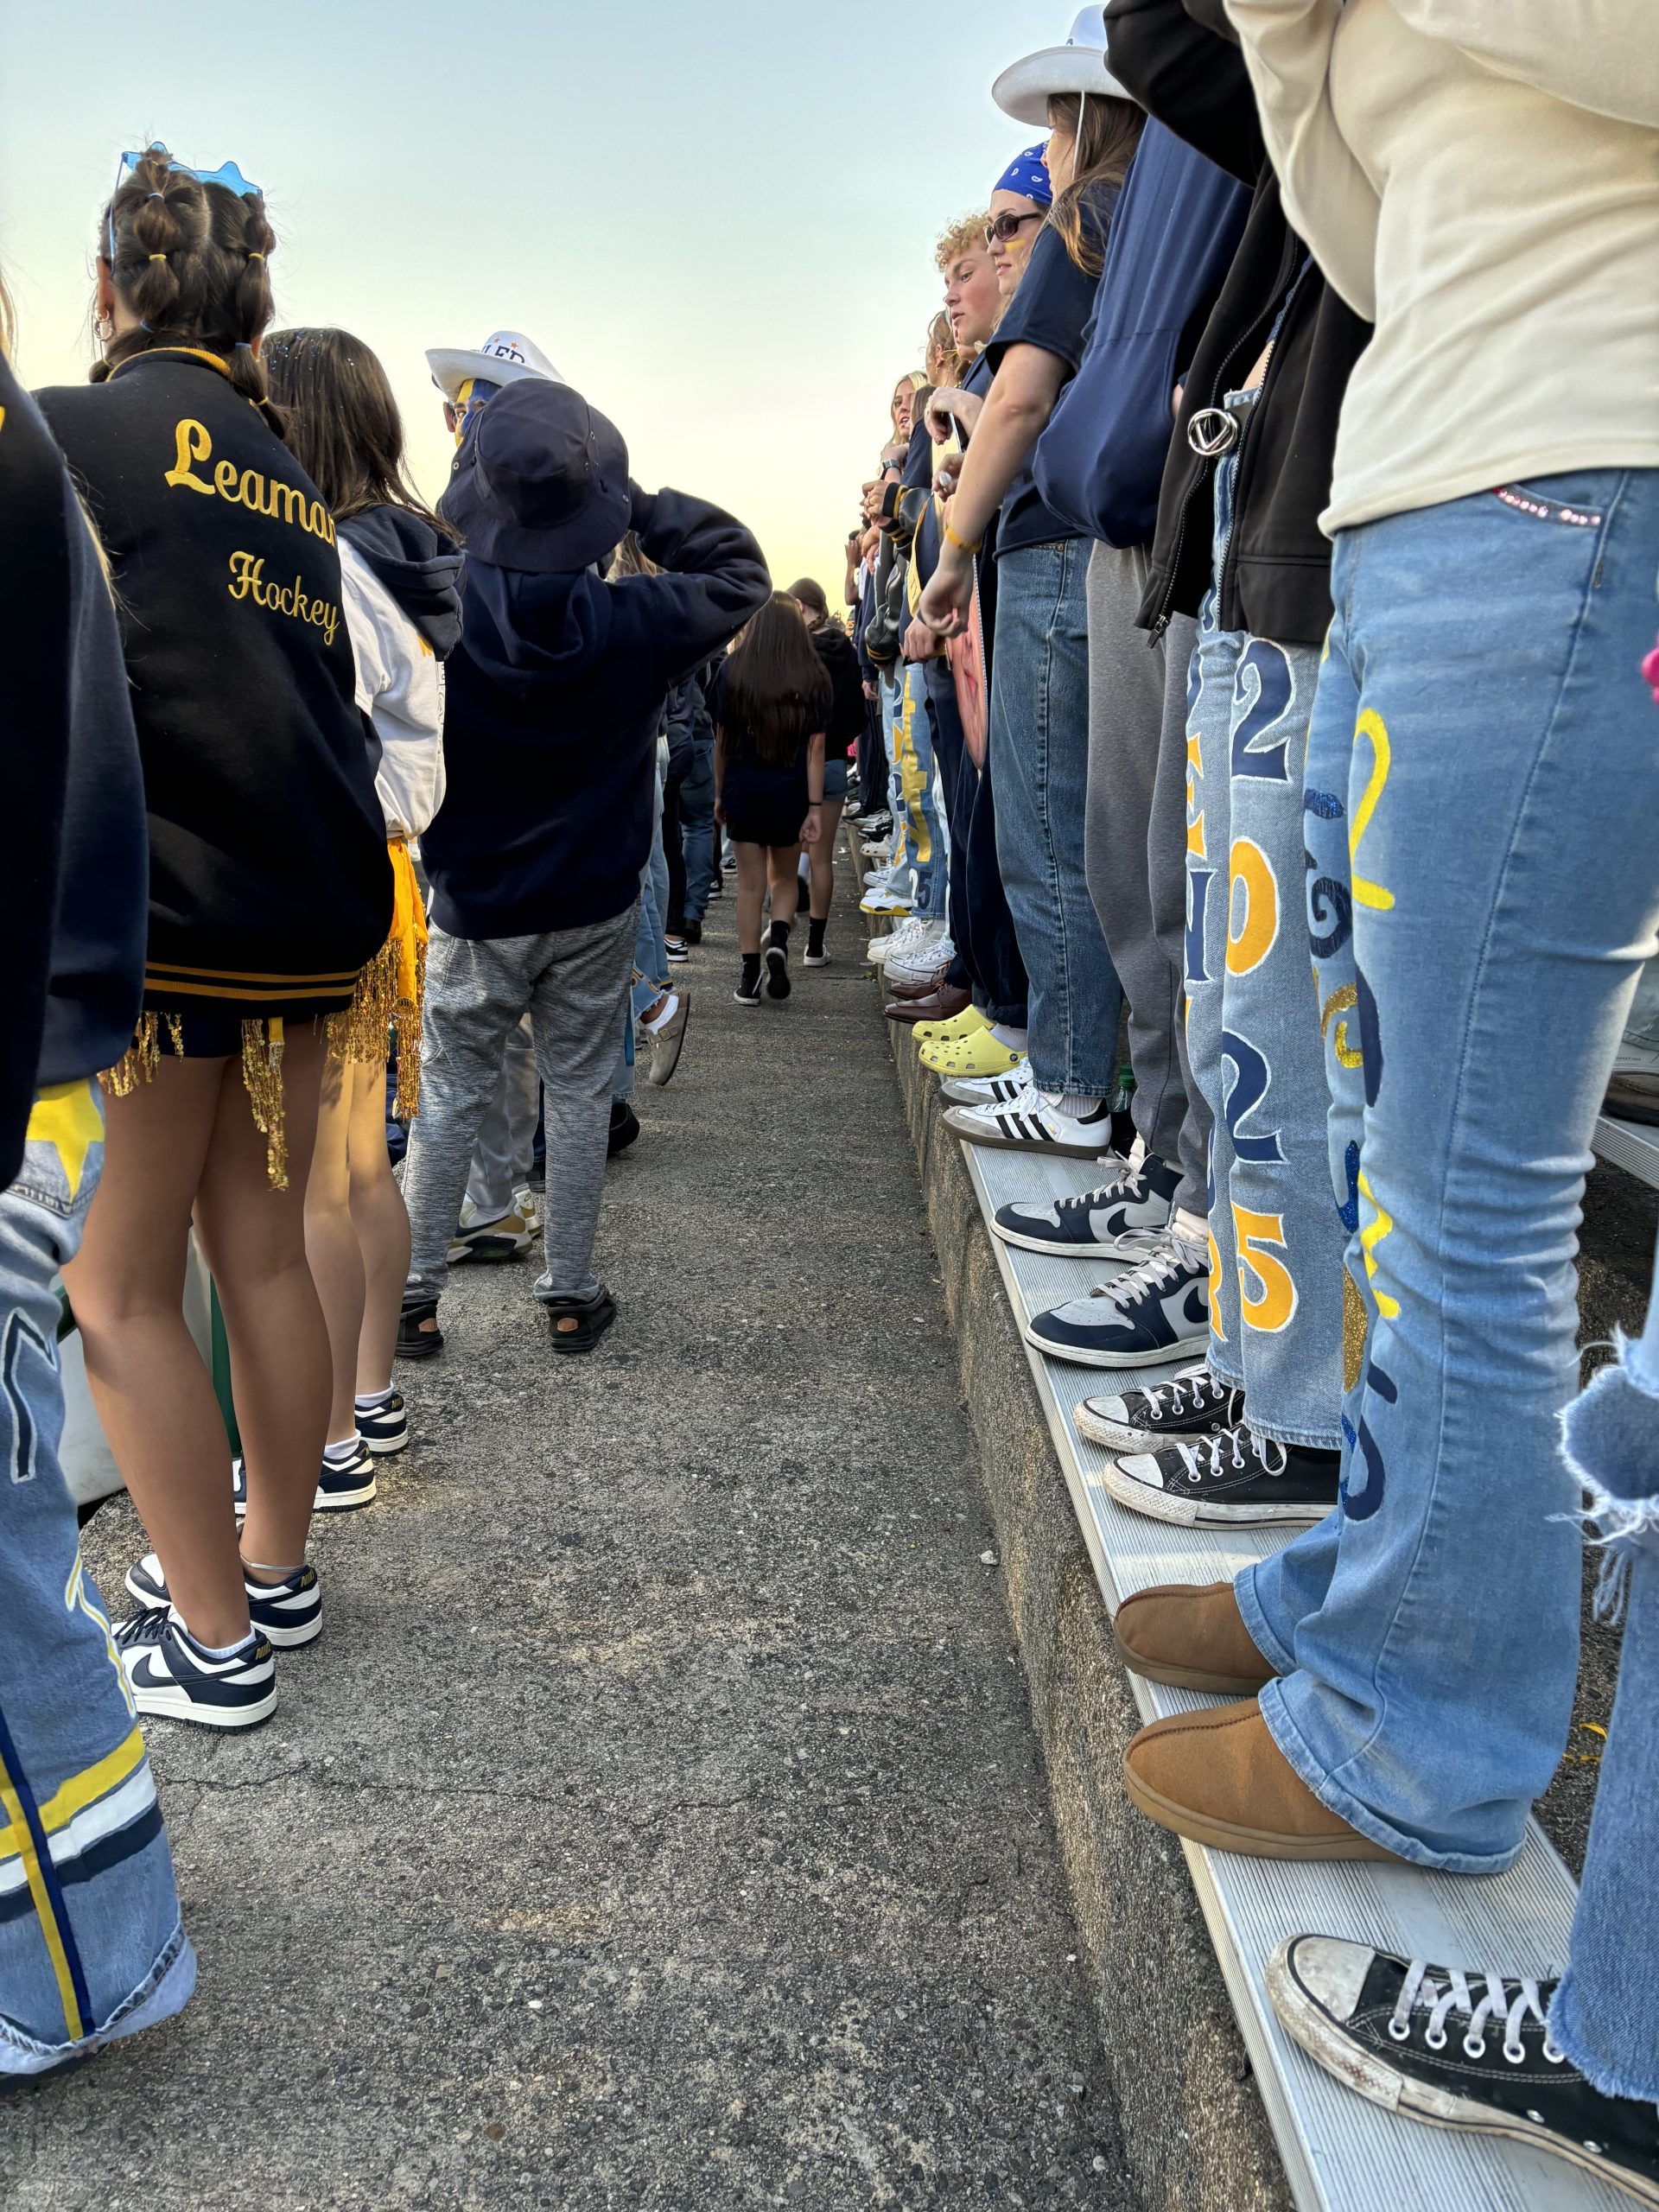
[
  {"x1": 942, "y1": 1080, "x2": 1117, "y2": 1160},
  {"x1": 887, "y1": 931, "x2": 955, "y2": 985},
  {"x1": 513, "y1": 1184, "x2": 543, "y2": 1236},
  {"x1": 938, "y1": 1061, "x2": 1030, "y2": 1106},
  {"x1": 867, "y1": 918, "x2": 930, "y2": 965}
]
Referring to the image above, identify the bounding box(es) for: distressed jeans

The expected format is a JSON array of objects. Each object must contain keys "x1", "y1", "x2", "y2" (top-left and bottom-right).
[
  {"x1": 1, "y1": 1084, "x2": 194, "y2": 2075},
  {"x1": 1237, "y1": 469, "x2": 1659, "y2": 1869},
  {"x1": 1185, "y1": 413, "x2": 1344, "y2": 1448},
  {"x1": 991, "y1": 537, "x2": 1122, "y2": 1096}
]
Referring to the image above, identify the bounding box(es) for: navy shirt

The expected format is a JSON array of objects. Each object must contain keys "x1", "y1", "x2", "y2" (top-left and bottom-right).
[{"x1": 984, "y1": 183, "x2": 1120, "y2": 557}]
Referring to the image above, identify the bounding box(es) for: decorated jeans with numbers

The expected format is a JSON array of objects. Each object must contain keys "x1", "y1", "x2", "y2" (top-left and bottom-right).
[
  {"x1": 1183, "y1": 420, "x2": 1344, "y2": 1452},
  {"x1": 1234, "y1": 467, "x2": 1659, "y2": 1872},
  {"x1": 888, "y1": 661, "x2": 948, "y2": 921},
  {"x1": 0, "y1": 1083, "x2": 194, "y2": 2073}
]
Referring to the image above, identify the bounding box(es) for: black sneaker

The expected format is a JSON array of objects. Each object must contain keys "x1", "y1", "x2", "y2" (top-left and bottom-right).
[
  {"x1": 315, "y1": 1439, "x2": 378, "y2": 1512},
  {"x1": 607, "y1": 1099, "x2": 640, "y2": 1154},
  {"x1": 356, "y1": 1390, "x2": 409, "y2": 1455},
  {"x1": 664, "y1": 932, "x2": 690, "y2": 963},
  {"x1": 116, "y1": 1608, "x2": 276, "y2": 1729},
  {"x1": 765, "y1": 942, "x2": 791, "y2": 1001},
  {"x1": 125, "y1": 1554, "x2": 321, "y2": 1649},
  {"x1": 734, "y1": 957, "x2": 763, "y2": 1007},
  {"x1": 1024, "y1": 1241, "x2": 1209, "y2": 1366},
  {"x1": 1269, "y1": 1936, "x2": 1659, "y2": 2209},
  {"x1": 993, "y1": 1151, "x2": 1181, "y2": 1258},
  {"x1": 1076, "y1": 1364, "x2": 1243, "y2": 1452},
  {"x1": 683, "y1": 918, "x2": 703, "y2": 947},
  {"x1": 397, "y1": 1295, "x2": 443, "y2": 1361},
  {"x1": 1104, "y1": 1421, "x2": 1340, "y2": 1526}
]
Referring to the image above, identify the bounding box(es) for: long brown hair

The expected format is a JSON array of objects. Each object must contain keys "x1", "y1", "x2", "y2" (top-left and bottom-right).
[
  {"x1": 94, "y1": 145, "x2": 282, "y2": 430},
  {"x1": 1047, "y1": 93, "x2": 1144, "y2": 276},
  {"x1": 264, "y1": 327, "x2": 450, "y2": 532},
  {"x1": 721, "y1": 594, "x2": 832, "y2": 771}
]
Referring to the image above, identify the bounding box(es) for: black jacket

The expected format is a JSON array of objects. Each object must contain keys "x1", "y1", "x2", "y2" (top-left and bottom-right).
[
  {"x1": 422, "y1": 487, "x2": 768, "y2": 939},
  {"x1": 1106, "y1": 0, "x2": 1372, "y2": 647},
  {"x1": 2, "y1": 355, "x2": 148, "y2": 1183},
  {"x1": 37, "y1": 350, "x2": 391, "y2": 1015},
  {"x1": 810, "y1": 621, "x2": 865, "y2": 758}
]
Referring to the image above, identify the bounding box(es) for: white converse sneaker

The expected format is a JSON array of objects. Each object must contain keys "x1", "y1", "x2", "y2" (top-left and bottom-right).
[
  {"x1": 942, "y1": 1081, "x2": 1117, "y2": 1160},
  {"x1": 887, "y1": 931, "x2": 955, "y2": 986}
]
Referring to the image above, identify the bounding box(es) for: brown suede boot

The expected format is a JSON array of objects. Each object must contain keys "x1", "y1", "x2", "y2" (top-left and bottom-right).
[
  {"x1": 1123, "y1": 1699, "x2": 1405, "y2": 1861},
  {"x1": 1114, "y1": 1580, "x2": 1274, "y2": 1697}
]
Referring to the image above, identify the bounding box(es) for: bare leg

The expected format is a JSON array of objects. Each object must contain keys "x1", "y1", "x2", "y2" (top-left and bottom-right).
[
  {"x1": 302, "y1": 1051, "x2": 364, "y2": 1447},
  {"x1": 810, "y1": 798, "x2": 843, "y2": 921},
  {"x1": 63, "y1": 1055, "x2": 246, "y2": 1647},
  {"x1": 734, "y1": 842, "x2": 768, "y2": 954},
  {"x1": 348, "y1": 1058, "x2": 410, "y2": 1396},
  {"x1": 766, "y1": 846, "x2": 802, "y2": 928},
  {"x1": 195, "y1": 1026, "x2": 329, "y2": 1581}
]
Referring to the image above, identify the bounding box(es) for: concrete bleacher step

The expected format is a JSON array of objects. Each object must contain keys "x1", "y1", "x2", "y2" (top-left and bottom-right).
[
  {"x1": 1594, "y1": 1112, "x2": 1659, "y2": 1192},
  {"x1": 961, "y1": 1139, "x2": 1628, "y2": 2212}
]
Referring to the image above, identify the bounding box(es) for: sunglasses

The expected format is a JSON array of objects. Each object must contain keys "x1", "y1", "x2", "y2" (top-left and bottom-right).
[
  {"x1": 984, "y1": 210, "x2": 1045, "y2": 245},
  {"x1": 116, "y1": 146, "x2": 262, "y2": 201}
]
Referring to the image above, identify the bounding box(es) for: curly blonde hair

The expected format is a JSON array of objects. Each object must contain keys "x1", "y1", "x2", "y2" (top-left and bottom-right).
[{"x1": 934, "y1": 211, "x2": 991, "y2": 273}]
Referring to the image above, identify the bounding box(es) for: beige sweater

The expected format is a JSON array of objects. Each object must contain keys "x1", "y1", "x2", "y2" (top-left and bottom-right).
[{"x1": 1224, "y1": 0, "x2": 1659, "y2": 531}]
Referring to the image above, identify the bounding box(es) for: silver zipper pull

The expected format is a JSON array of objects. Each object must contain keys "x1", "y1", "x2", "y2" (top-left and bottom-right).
[{"x1": 1186, "y1": 407, "x2": 1238, "y2": 457}]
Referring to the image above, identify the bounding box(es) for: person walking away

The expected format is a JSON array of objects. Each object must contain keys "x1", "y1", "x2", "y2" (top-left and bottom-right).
[
  {"x1": 790, "y1": 578, "x2": 862, "y2": 963},
  {"x1": 264, "y1": 326, "x2": 461, "y2": 1463},
  {"x1": 0, "y1": 320, "x2": 195, "y2": 2078},
  {"x1": 41, "y1": 148, "x2": 392, "y2": 1728},
  {"x1": 400, "y1": 380, "x2": 767, "y2": 1356},
  {"x1": 716, "y1": 594, "x2": 830, "y2": 1006}
]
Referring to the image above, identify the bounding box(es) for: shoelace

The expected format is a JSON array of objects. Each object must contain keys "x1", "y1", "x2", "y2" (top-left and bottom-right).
[
  {"x1": 1389, "y1": 1962, "x2": 1564, "y2": 2067},
  {"x1": 113, "y1": 1604, "x2": 174, "y2": 1649},
  {"x1": 1057, "y1": 1164, "x2": 1149, "y2": 1217},
  {"x1": 1130, "y1": 1365, "x2": 1223, "y2": 1422},
  {"x1": 1089, "y1": 1243, "x2": 1192, "y2": 1307},
  {"x1": 1173, "y1": 1427, "x2": 1287, "y2": 1484}
]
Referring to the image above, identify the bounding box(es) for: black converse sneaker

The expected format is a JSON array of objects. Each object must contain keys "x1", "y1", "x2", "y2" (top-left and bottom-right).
[
  {"x1": 1024, "y1": 1240, "x2": 1209, "y2": 1366},
  {"x1": 116, "y1": 1609, "x2": 277, "y2": 1728},
  {"x1": 1076, "y1": 1364, "x2": 1243, "y2": 1452},
  {"x1": 1105, "y1": 1421, "x2": 1340, "y2": 1526},
  {"x1": 1268, "y1": 1936, "x2": 1659, "y2": 2209},
  {"x1": 355, "y1": 1390, "x2": 409, "y2": 1455},
  {"x1": 993, "y1": 1151, "x2": 1181, "y2": 1258},
  {"x1": 125, "y1": 1554, "x2": 321, "y2": 1649},
  {"x1": 734, "y1": 955, "x2": 763, "y2": 1007},
  {"x1": 765, "y1": 928, "x2": 791, "y2": 1001}
]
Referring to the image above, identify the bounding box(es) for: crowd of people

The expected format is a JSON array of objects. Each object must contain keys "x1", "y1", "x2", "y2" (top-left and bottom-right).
[
  {"x1": 838, "y1": 2, "x2": 1659, "y2": 2200},
  {"x1": 3, "y1": 5, "x2": 1658, "y2": 2200}
]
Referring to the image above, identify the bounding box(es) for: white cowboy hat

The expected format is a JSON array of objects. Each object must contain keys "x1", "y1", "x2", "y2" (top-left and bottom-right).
[
  {"x1": 424, "y1": 329, "x2": 564, "y2": 402},
  {"x1": 992, "y1": 6, "x2": 1135, "y2": 126}
]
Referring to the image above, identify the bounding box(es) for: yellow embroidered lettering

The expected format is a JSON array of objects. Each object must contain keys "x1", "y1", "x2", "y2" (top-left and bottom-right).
[
  {"x1": 308, "y1": 500, "x2": 330, "y2": 542},
  {"x1": 164, "y1": 418, "x2": 215, "y2": 494},
  {"x1": 238, "y1": 467, "x2": 266, "y2": 513},
  {"x1": 226, "y1": 550, "x2": 264, "y2": 601},
  {"x1": 272, "y1": 482, "x2": 308, "y2": 529},
  {"x1": 214, "y1": 460, "x2": 240, "y2": 499}
]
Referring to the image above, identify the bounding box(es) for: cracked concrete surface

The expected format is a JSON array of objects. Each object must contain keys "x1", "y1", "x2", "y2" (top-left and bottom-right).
[{"x1": 3, "y1": 869, "x2": 1135, "y2": 2212}]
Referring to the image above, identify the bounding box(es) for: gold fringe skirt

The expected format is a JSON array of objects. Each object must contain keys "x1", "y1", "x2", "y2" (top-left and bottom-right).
[{"x1": 102, "y1": 1013, "x2": 292, "y2": 1189}]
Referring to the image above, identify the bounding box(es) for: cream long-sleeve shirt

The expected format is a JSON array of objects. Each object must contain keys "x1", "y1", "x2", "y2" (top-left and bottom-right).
[{"x1": 1224, "y1": 0, "x2": 1659, "y2": 532}]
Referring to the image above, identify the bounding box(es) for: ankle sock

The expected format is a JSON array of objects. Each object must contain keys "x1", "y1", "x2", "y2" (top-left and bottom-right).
[
  {"x1": 322, "y1": 1438, "x2": 360, "y2": 1467},
  {"x1": 174, "y1": 1610, "x2": 256, "y2": 1662},
  {"x1": 768, "y1": 918, "x2": 791, "y2": 951},
  {"x1": 354, "y1": 1387, "x2": 395, "y2": 1412},
  {"x1": 989, "y1": 1024, "x2": 1028, "y2": 1051},
  {"x1": 1050, "y1": 1091, "x2": 1104, "y2": 1122},
  {"x1": 807, "y1": 917, "x2": 827, "y2": 956},
  {"x1": 643, "y1": 991, "x2": 680, "y2": 1034},
  {"x1": 1170, "y1": 1206, "x2": 1209, "y2": 1267}
]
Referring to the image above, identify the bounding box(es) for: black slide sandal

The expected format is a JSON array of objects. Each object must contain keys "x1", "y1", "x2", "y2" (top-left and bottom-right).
[{"x1": 542, "y1": 1287, "x2": 617, "y2": 1357}]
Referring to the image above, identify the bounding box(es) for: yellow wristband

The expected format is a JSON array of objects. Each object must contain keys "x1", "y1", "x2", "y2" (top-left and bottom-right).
[{"x1": 944, "y1": 521, "x2": 981, "y2": 556}]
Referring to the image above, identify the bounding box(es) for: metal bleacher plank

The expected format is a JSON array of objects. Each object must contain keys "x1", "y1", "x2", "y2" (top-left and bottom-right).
[
  {"x1": 958, "y1": 1137, "x2": 1626, "y2": 2212},
  {"x1": 1594, "y1": 1112, "x2": 1659, "y2": 1192}
]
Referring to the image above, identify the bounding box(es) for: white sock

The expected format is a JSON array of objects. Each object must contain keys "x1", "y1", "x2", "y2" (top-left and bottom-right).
[
  {"x1": 1170, "y1": 1206, "x2": 1209, "y2": 1265},
  {"x1": 355, "y1": 1387, "x2": 395, "y2": 1411},
  {"x1": 988, "y1": 1026, "x2": 1027, "y2": 1052},
  {"x1": 172, "y1": 1609, "x2": 254, "y2": 1661},
  {"x1": 643, "y1": 993, "x2": 679, "y2": 1034},
  {"x1": 322, "y1": 1437, "x2": 359, "y2": 1466},
  {"x1": 1050, "y1": 1091, "x2": 1103, "y2": 1122}
]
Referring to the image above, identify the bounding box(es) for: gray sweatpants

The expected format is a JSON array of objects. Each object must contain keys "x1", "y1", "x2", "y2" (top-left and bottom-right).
[
  {"x1": 403, "y1": 910, "x2": 637, "y2": 1305},
  {"x1": 1083, "y1": 541, "x2": 1207, "y2": 1217},
  {"x1": 466, "y1": 1017, "x2": 541, "y2": 1217}
]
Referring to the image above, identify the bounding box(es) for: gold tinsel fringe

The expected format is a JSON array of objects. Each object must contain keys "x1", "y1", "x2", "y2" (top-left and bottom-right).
[
  {"x1": 324, "y1": 931, "x2": 426, "y2": 1121},
  {"x1": 100, "y1": 1012, "x2": 289, "y2": 1190}
]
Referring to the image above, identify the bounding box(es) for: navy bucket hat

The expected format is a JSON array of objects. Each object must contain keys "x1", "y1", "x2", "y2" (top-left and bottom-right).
[{"x1": 439, "y1": 379, "x2": 632, "y2": 573}]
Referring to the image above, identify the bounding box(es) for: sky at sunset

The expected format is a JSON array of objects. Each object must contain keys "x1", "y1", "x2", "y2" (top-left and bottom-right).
[{"x1": 1, "y1": 0, "x2": 1058, "y2": 590}]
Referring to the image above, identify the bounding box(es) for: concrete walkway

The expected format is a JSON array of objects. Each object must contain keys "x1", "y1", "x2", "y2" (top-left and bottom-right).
[{"x1": 6, "y1": 857, "x2": 1133, "y2": 2211}]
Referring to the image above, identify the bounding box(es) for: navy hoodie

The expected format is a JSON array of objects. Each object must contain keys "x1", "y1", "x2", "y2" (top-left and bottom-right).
[
  {"x1": 1033, "y1": 120, "x2": 1249, "y2": 549},
  {"x1": 421, "y1": 487, "x2": 769, "y2": 939},
  {"x1": 340, "y1": 505, "x2": 463, "y2": 658}
]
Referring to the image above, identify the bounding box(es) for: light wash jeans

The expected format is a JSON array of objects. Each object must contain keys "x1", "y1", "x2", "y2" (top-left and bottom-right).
[
  {"x1": 615, "y1": 745, "x2": 670, "y2": 1101},
  {"x1": 1551, "y1": 1223, "x2": 1659, "y2": 2100},
  {"x1": 877, "y1": 664, "x2": 948, "y2": 919},
  {"x1": 1237, "y1": 468, "x2": 1659, "y2": 1870},
  {"x1": 1, "y1": 1083, "x2": 194, "y2": 2075},
  {"x1": 1185, "y1": 413, "x2": 1344, "y2": 1449},
  {"x1": 990, "y1": 537, "x2": 1122, "y2": 1097}
]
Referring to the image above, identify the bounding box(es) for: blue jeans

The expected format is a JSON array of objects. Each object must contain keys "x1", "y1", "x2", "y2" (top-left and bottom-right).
[
  {"x1": 1185, "y1": 427, "x2": 1344, "y2": 1450},
  {"x1": 1, "y1": 1084, "x2": 194, "y2": 2075},
  {"x1": 1551, "y1": 1223, "x2": 1659, "y2": 2100},
  {"x1": 677, "y1": 741, "x2": 717, "y2": 922},
  {"x1": 616, "y1": 751, "x2": 670, "y2": 1097},
  {"x1": 887, "y1": 664, "x2": 948, "y2": 920},
  {"x1": 1237, "y1": 469, "x2": 1659, "y2": 1870},
  {"x1": 990, "y1": 538, "x2": 1122, "y2": 1096}
]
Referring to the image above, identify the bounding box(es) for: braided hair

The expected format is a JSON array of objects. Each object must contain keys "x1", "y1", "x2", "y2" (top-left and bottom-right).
[{"x1": 94, "y1": 145, "x2": 283, "y2": 435}]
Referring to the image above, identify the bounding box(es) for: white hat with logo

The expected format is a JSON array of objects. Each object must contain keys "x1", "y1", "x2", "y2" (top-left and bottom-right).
[
  {"x1": 992, "y1": 6, "x2": 1136, "y2": 125},
  {"x1": 425, "y1": 329, "x2": 564, "y2": 402}
]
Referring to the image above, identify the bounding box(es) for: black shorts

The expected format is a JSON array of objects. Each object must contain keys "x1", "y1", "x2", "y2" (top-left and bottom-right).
[{"x1": 722, "y1": 762, "x2": 810, "y2": 849}]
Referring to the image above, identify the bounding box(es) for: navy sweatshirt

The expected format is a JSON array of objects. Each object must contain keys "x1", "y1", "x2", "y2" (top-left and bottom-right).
[{"x1": 422, "y1": 487, "x2": 768, "y2": 939}]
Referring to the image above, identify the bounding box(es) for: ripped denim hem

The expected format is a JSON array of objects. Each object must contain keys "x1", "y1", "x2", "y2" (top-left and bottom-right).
[
  {"x1": 1559, "y1": 1332, "x2": 1659, "y2": 1622},
  {"x1": 0, "y1": 1919, "x2": 196, "y2": 2074},
  {"x1": 1548, "y1": 1970, "x2": 1659, "y2": 2107}
]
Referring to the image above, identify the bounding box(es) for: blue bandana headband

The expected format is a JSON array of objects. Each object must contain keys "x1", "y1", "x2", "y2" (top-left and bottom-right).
[{"x1": 994, "y1": 143, "x2": 1053, "y2": 207}]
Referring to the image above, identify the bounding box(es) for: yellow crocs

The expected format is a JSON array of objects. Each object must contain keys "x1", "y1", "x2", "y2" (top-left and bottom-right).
[
  {"x1": 919, "y1": 1028, "x2": 1026, "y2": 1077},
  {"x1": 912, "y1": 1004, "x2": 988, "y2": 1044}
]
